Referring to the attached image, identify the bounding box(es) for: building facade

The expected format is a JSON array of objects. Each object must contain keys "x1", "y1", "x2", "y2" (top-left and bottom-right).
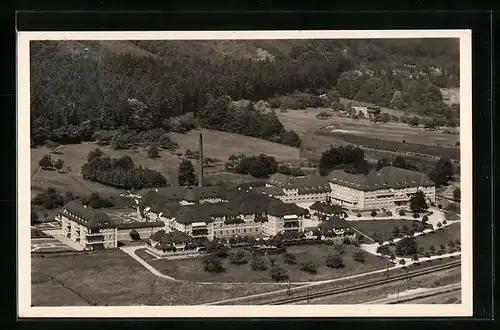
[
  {"x1": 58, "y1": 201, "x2": 165, "y2": 250},
  {"x1": 327, "y1": 166, "x2": 436, "y2": 210}
]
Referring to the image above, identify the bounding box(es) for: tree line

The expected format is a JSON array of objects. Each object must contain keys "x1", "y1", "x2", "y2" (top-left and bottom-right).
[{"x1": 31, "y1": 39, "x2": 458, "y2": 146}]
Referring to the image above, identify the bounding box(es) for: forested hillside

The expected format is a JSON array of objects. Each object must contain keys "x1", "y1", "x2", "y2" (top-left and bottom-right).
[{"x1": 30, "y1": 38, "x2": 460, "y2": 146}]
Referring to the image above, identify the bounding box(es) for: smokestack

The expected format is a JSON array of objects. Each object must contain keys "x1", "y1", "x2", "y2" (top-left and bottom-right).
[{"x1": 199, "y1": 132, "x2": 204, "y2": 187}]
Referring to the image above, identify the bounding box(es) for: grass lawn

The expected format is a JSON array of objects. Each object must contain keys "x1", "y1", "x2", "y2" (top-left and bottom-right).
[
  {"x1": 146, "y1": 244, "x2": 387, "y2": 283},
  {"x1": 31, "y1": 142, "x2": 182, "y2": 197},
  {"x1": 170, "y1": 128, "x2": 301, "y2": 162},
  {"x1": 277, "y1": 107, "x2": 458, "y2": 147},
  {"x1": 413, "y1": 223, "x2": 461, "y2": 253},
  {"x1": 31, "y1": 250, "x2": 284, "y2": 306},
  {"x1": 349, "y1": 219, "x2": 426, "y2": 242}
]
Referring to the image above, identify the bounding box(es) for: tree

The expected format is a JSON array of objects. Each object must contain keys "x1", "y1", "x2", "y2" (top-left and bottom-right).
[
  {"x1": 251, "y1": 256, "x2": 268, "y2": 271},
  {"x1": 410, "y1": 191, "x2": 429, "y2": 213},
  {"x1": 422, "y1": 215, "x2": 429, "y2": 223},
  {"x1": 54, "y1": 158, "x2": 64, "y2": 172},
  {"x1": 318, "y1": 145, "x2": 365, "y2": 176},
  {"x1": 453, "y1": 187, "x2": 461, "y2": 202},
  {"x1": 177, "y1": 159, "x2": 196, "y2": 186},
  {"x1": 147, "y1": 143, "x2": 160, "y2": 159},
  {"x1": 399, "y1": 259, "x2": 406, "y2": 266},
  {"x1": 87, "y1": 148, "x2": 104, "y2": 162},
  {"x1": 437, "y1": 222, "x2": 443, "y2": 229},
  {"x1": 31, "y1": 212, "x2": 39, "y2": 225},
  {"x1": 375, "y1": 158, "x2": 391, "y2": 171},
  {"x1": 202, "y1": 255, "x2": 224, "y2": 273},
  {"x1": 412, "y1": 254, "x2": 419, "y2": 263},
  {"x1": 429, "y1": 245, "x2": 436, "y2": 254},
  {"x1": 284, "y1": 253, "x2": 296, "y2": 265},
  {"x1": 229, "y1": 250, "x2": 247, "y2": 265},
  {"x1": 280, "y1": 130, "x2": 302, "y2": 147},
  {"x1": 399, "y1": 210, "x2": 406, "y2": 216},
  {"x1": 392, "y1": 155, "x2": 408, "y2": 169},
  {"x1": 370, "y1": 210, "x2": 377, "y2": 217},
  {"x1": 325, "y1": 254, "x2": 344, "y2": 268},
  {"x1": 425, "y1": 251, "x2": 431, "y2": 258},
  {"x1": 395, "y1": 237, "x2": 419, "y2": 257},
  {"x1": 270, "y1": 266, "x2": 289, "y2": 281},
  {"x1": 376, "y1": 245, "x2": 391, "y2": 256},
  {"x1": 300, "y1": 261, "x2": 317, "y2": 274},
  {"x1": 39, "y1": 154, "x2": 52, "y2": 169},
  {"x1": 429, "y1": 157, "x2": 454, "y2": 186},
  {"x1": 45, "y1": 140, "x2": 60, "y2": 153},
  {"x1": 401, "y1": 224, "x2": 410, "y2": 235},
  {"x1": 408, "y1": 116, "x2": 420, "y2": 127},
  {"x1": 392, "y1": 226, "x2": 401, "y2": 238},
  {"x1": 353, "y1": 251, "x2": 366, "y2": 263}
]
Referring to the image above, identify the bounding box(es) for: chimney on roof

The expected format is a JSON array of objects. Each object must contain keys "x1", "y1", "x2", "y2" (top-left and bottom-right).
[{"x1": 199, "y1": 132, "x2": 204, "y2": 188}]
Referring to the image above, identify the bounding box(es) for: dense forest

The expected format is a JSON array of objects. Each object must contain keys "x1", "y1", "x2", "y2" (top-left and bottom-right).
[{"x1": 30, "y1": 39, "x2": 460, "y2": 146}]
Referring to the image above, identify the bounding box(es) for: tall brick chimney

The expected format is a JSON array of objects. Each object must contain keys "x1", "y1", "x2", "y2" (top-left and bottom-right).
[{"x1": 199, "y1": 132, "x2": 204, "y2": 187}]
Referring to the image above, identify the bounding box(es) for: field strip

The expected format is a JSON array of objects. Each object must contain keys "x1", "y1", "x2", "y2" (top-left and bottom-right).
[{"x1": 365, "y1": 283, "x2": 461, "y2": 304}]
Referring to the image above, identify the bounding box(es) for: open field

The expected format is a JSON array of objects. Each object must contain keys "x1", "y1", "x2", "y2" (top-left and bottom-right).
[
  {"x1": 413, "y1": 223, "x2": 461, "y2": 252},
  {"x1": 276, "y1": 107, "x2": 459, "y2": 147},
  {"x1": 146, "y1": 244, "x2": 387, "y2": 283},
  {"x1": 171, "y1": 128, "x2": 301, "y2": 161},
  {"x1": 350, "y1": 219, "x2": 428, "y2": 243},
  {"x1": 30, "y1": 142, "x2": 182, "y2": 197},
  {"x1": 31, "y1": 250, "x2": 285, "y2": 306}
]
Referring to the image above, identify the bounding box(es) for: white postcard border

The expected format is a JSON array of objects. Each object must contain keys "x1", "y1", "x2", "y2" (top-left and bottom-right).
[{"x1": 17, "y1": 29, "x2": 473, "y2": 318}]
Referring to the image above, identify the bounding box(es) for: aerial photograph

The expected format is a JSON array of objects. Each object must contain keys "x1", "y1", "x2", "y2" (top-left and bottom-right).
[{"x1": 29, "y1": 37, "x2": 462, "y2": 307}]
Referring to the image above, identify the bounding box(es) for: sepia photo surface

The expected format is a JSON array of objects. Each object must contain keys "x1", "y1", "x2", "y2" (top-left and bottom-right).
[{"x1": 18, "y1": 30, "x2": 472, "y2": 318}]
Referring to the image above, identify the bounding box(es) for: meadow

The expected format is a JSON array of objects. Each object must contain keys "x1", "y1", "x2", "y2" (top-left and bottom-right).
[
  {"x1": 31, "y1": 250, "x2": 285, "y2": 306},
  {"x1": 146, "y1": 244, "x2": 387, "y2": 283}
]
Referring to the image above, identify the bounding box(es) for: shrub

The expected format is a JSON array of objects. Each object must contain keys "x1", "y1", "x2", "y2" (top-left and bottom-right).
[
  {"x1": 422, "y1": 215, "x2": 429, "y2": 222},
  {"x1": 251, "y1": 256, "x2": 268, "y2": 271},
  {"x1": 324, "y1": 240, "x2": 334, "y2": 246},
  {"x1": 425, "y1": 252, "x2": 431, "y2": 258},
  {"x1": 413, "y1": 212, "x2": 420, "y2": 219},
  {"x1": 353, "y1": 251, "x2": 366, "y2": 263},
  {"x1": 395, "y1": 237, "x2": 419, "y2": 257},
  {"x1": 376, "y1": 245, "x2": 391, "y2": 256},
  {"x1": 357, "y1": 213, "x2": 362, "y2": 217},
  {"x1": 300, "y1": 261, "x2": 317, "y2": 274},
  {"x1": 325, "y1": 254, "x2": 344, "y2": 268},
  {"x1": 283, "y1": 253, "x2": 296, "y2": 264},
  {"x1": 202, "y1": 255, "x2": 224, "y2": 273},
  {"x1": 443, "y1": 220, "x2": 448, "y2": 225},
  {"x1": 399, "y1": 210, "x2": 406, "y2": 216},
  {"x1": 342, "y1": 237, "x2": 352, "y2": 245},
  {"x1": 437, "y1": 222, "x2": 443, "y2": 229},
  {"x1": 399, "y1": 259, "x2": 406, "y2": 265},
  {"x1": 401, "y1": 224, "x2": 410, "y2": 235},
  {"x1": 438, "y1": 204, "x2": 443, "y2": 209},
  {"x1": 370, "y1": 210, "x2": 377, "y2": 217},
  {"x1": 229, "y1": 250, "x2": 247, "y2": 265},
  {"x1": 270, "y1": 266, "x2": 289, "y2": 281}
]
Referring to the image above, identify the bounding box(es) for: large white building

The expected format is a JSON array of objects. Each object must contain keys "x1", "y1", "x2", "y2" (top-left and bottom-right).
[
  {"x1": 139, "y1": 189, "x2": 307, "y2": 239},
  {"x1": 264, "y1": 173, "x2": 332, "y2": 204},
  {"x1": 327, "y1": 166, "x2": 436, "y2": 210},
  {"x1": 57, "y1": 200, "x2": 164, "y2": 251}
]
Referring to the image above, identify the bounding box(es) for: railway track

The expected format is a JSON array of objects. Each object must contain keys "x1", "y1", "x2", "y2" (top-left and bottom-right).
[{"x1": 261, "y1": 260, "x2": 461, "y2": 305}]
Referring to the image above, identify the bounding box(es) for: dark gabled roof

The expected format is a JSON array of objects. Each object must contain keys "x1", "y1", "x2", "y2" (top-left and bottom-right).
[
  {"x1": 183, "y1": 186, "x2": 230, "y2": 202},
  {"x1": 141, "y1": 186, "x2": 230, "y2": 203},
  {"x1": 61, "y1": 200, "x2": 115, "y2": 230},
  {"x1": 140, "y1": 187, "x2": 188, "y2": 201},
  {"x1": 160, "y1": 230, "x2": 193, "y2": 245},
  {"x1": 174, "y1": 206, "x2": 214, "y2": 225},
  {"x1": 266, "y1": 198, "x2": 307, "y2": 217},
  {"x1": 116, "y1": 221, "x2": 164, "y2": 230},
  {"x1": 150, "y1": 229, "x2": 167, "y2": 241},
  {"x1": 252, "y1": 186, "x2": 285, "y2": 196},
  {"x1": 267, "y1": 173, "x2": 331, "y2": 194},
  {"x1": 267, "y1": 173, "x2": 293, "y2": 185},
  {"x1": 327, "y1": 166, "x2": 435, "y2": 191},
  {"x1": 318, "y1": 216, "x2": 350, "y2": 236}
]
